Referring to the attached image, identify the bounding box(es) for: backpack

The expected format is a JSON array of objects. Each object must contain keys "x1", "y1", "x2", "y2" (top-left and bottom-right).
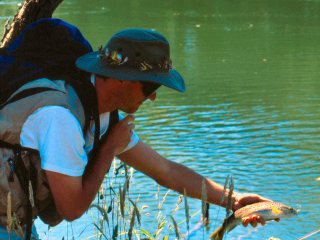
[
  {"x1": 0, "y1": 18, "x2": 103, "y2": 240},
  {"x1": 1, "y1": 18, "x2": 94, "y2": 117}
]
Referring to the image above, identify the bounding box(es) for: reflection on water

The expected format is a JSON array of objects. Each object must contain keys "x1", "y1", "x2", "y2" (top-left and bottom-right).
[{"x1": 1, "y1": 0, "x2": 320, "y2": 239}]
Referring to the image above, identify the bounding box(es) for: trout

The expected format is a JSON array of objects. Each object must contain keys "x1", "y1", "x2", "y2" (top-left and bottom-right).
[{"x1": 211, "y1": 202, "x2": 298, "y2": 240}]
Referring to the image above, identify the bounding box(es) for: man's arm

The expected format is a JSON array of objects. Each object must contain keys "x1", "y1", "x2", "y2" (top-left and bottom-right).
[
  {"x1": 119, "y1": 140, "x2": 270, "y2": 225},
  {"x1": 45, "y1": 115, "x2": 135, "y2": 221},
  {"x1": 45, "y1": 145, "x2": 114, "y2": 221},
  {"x1": 119, "y1": 140, "x2": 229, "y2": 206}
]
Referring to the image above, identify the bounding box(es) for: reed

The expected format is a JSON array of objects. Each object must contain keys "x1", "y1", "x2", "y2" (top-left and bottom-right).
[
  {"x1": 298, "y1": 228, "x2": 320, "y2": 240},
  {"x1": 201, "y1": 178, "x2": 209, "y2": 225},
  {"x1": 220, "y1": 175, "x2": 230, "y2": 206},
  {"x1": 226, "y1": 176, "x2": 234, "y2": 218},
  {"x1": 170, "y1": 215, "x2": 180, "y2": 239},
  {"x1": 183, "y1": 188, "x2": 190, "y2": 234},
  {"x1": 128, "y1": 205, "x2": 136, "y2": 240},
  {"x1": 59, "y1": 160, "x2": 244, "y2": 240},
  {"x1": 92, "y1": 223, "x2": 108, "y2": 239},
  {"x1": 89, "y1": 204, "x2": 109, "y2": 224},
  {"x1": 129, "y1": 199, "x2": 141, "y2": 225},
  {"x1": 85, "y1": 162, "x2": 214, "y2": 240},
  {"x1": 172, "y1": 194, "x2": 183, "y2": 215}
]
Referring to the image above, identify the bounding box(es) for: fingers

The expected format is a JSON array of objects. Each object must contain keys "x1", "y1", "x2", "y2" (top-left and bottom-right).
[
  {"x1": 128, "y1": 123, "x2": 135, "y2": 134},
  {"x1": 103, "y1": 114, "x2": 136, "y2": 155},
  {"x1": 242, "y1": 215, "x2": 280, "y2": 228},
  {"x1": 122, "y1": 114, "x2": 135, "y2": 124},
  {"x1": 242, "y1": 217, "x2": 250, "y2": 227},
  {"x1": 121, "y1": 114, "x2": 135, "y2": 134},
  {"x1": 242, "y1": 216, "x2": 259, "y2": 228}
]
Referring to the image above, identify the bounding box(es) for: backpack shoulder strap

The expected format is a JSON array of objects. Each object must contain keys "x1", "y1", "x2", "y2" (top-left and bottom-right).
[{"x1": 0, "y1": 87, "x2": 64, "y2": 110}]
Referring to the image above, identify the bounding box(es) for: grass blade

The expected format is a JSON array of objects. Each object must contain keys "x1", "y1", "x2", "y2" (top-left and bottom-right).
[
  {"x1": 170, "y1": 215, "x2": 180, "y2": 239},
  {"x1": 89, "y1": 204, "x2": 109, "y2": 225},
  {"x1": 172, "y1": 195, "x2": 183, "y2": 215},
  {"x1": 155, "y1": 219, "x2": 166, "y2": 237},
  {"x1": 184, "y1": 188, "x2": 190, "y2": 232},
  {"x1": 119, "y1": 177, "x2": 130, "y2": 218},
  {"x1": 298, "y1": 228, "x2": 320, "y2": 240},
  {"x1": 220, "y1": 175, "x2": 230, "y2": 205},
  {"x1": 201, "y1": 178, "x2": 209, "y2": 226},
  {"x1": 119, "y1": 186, "x2": 124, "y2": 218},
  {"x1": 107, "y1": 200, "x2": 113, "y2": 214},
  {"x1": 112, "y1": 224, "x2": 118, "y2": 240},
  {"x1": 158, "y1": 190, "x2": 171, "y2": 210},
  {"x1": 226, "y1": 176, "x2": 234, "y2": 218},
  {"x1": 93, "y1": 223, "x2": 108, "y2": 239},
  {"x1": 140, "y1": 228, "x2": 155, "y2": 240},
  {"x1": 128, "y1": 207, "x2": 136, "y2": 240},
  {"x1": 129, "y1": 199, "x2": 141, "y2": 225}
]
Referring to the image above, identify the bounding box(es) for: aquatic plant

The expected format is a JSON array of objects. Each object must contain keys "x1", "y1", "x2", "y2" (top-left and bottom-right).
[{"x1": 83, "y1": 159, "x2": 207, "y2": 240}]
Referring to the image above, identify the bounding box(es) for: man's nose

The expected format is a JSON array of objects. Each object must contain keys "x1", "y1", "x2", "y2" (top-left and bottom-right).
[{"x1": 147, "y1": 92, "x2": 157, "y2": 101}]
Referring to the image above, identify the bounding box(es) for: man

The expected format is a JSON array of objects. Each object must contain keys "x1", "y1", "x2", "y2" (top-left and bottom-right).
[
  {"x1": 0, "y1": 19, "x2": 273, "y2": 240},
  {"x1": 73, "y1": 29, "x2": 271, "y2": 223}
]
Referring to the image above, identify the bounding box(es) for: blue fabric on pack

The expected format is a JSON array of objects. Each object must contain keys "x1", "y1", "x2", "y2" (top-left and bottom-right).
[
  {"x1": 5, "y1": 18, "x2": 92, "y2": 53},
  {"x1": 0, "y1": 18, "x2": 93, "y2": 102}
]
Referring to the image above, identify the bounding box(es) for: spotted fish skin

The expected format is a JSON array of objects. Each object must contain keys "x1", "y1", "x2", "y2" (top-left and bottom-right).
[{"x1": 210, "y1": 202, "x2": 298, "y2": 240}]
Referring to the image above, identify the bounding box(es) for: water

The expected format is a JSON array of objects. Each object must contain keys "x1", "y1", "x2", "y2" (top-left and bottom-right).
[{"x1": 1, "y1": 0, "x2": 320, "y2": 239}]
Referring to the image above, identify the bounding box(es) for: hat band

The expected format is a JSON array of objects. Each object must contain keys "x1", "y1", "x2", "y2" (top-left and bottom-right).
[{"x1": 99, "y1": 47, "x2": 172, "y2": 72}]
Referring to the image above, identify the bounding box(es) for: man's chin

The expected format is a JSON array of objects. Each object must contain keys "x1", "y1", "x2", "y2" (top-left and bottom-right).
[{"x1": 121, "y1": 107, "x2": 139, "y2": 114}]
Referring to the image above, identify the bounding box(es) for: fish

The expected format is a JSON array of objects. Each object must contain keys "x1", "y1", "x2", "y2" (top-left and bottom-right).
[{"x1": 210, "y1": 202, "x2": 298, "y2": 240}]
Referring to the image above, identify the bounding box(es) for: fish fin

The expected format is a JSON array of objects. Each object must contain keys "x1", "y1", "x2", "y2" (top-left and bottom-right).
[
  {"x1": 271, "y1": 206, "x2": 281, "y2": 215},
  {"x1": 210, "y1": 215, "x2": 235, "y2": 240}
]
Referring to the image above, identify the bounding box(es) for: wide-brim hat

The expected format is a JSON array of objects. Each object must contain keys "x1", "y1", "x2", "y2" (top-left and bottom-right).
[{"x1": 76, "y1": 28, "x2": 185, "y2": 92}]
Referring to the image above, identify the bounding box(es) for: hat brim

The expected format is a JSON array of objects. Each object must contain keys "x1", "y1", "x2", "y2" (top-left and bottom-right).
[{"x1": 76, "y1": 51, "x2": 185, "y2": 92}]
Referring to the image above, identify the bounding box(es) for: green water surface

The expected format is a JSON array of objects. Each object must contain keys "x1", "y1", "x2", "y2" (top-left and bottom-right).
[{"x1": 1, "y1": 0, "x2": 319, "y2": 239}]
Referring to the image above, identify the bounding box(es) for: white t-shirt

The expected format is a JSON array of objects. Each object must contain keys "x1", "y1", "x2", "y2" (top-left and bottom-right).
[{"x1": 20, "y1": 106, "x2": 139, "y2": 176}]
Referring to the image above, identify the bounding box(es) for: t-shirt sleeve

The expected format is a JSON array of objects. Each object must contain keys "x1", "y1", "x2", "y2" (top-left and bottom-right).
[{"x1": 20, "y1": 106, "x2": 88, "y2": 176}]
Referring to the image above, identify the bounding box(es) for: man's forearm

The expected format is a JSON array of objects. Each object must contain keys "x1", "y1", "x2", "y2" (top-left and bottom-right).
[
  {"x1": 158, "y1": 160, "x2": 232, "y2": 208},
  {"x1": 47, "y1": 115, "x2": 134, "y2": 221},
  {"x1": 119, "y1": 141, "x2": 232, "y2": 208},
  {"x1": 46, "y1": 145, "x2": 115, "y2": 221},
  {"x1": 81, "y1": 146, "x2": 116, "y2": 207}
]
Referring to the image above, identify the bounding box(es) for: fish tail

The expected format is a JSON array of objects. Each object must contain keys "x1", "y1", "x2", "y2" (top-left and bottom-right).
[
  {"x1": 210, "y1": 219, "x2": 228, "y2": 240},
  {"x1": 210, "y1": 225, "x2": 225, "y2": 240},
  {"x1": 210, "y1": 215, "x2": 236, "y2": 240}
]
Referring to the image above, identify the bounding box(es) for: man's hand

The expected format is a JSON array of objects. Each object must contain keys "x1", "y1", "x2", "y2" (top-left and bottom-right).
[
  {"x1": 119, "y1": 142, "x2": 281, "y2": 229},
  {"x1": 232, "y1": 193, "x2": 280, "y2": 227},
  {"x1": 103, "y1": 114, "x2": 135, "y2": 155}
]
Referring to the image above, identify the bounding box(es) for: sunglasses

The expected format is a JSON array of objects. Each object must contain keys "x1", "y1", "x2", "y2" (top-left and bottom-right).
[{"x1": 140, "y1": 81, "x2": 161, "y2": 97}]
